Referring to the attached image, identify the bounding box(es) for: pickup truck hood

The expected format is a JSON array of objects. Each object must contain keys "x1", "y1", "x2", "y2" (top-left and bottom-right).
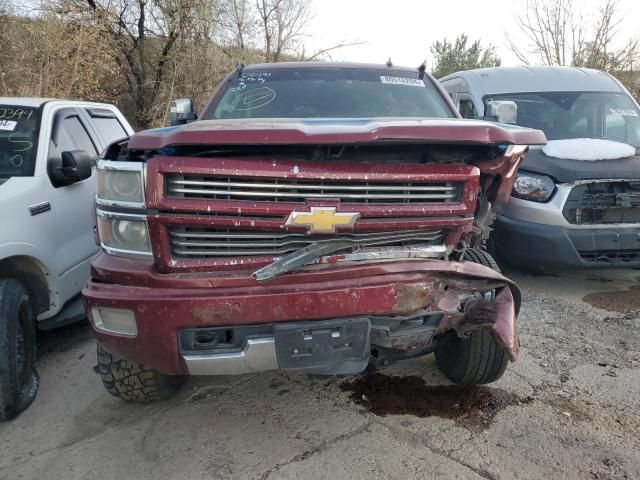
[
  {"x1": 521, "y1": 146, "x2": 640, "y2": 183},
  {"x1": 127, "y1": 118, "x2": 546, "y2": 150}
]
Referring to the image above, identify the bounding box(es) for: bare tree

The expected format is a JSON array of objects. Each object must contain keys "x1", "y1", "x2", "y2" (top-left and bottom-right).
[
  {"x1": 220, "y1": 0, "x2": 360, "y2": 63},
  {"x1": 2, "y1": 0, "x2": 362, "y2": 126},
  {"x1": 508, "y1": 0, "x2": 580, "y2": 65},
  {"x1": 255, "y1": 0, "x2": 311, "y2": 62},
  {"x1": 219, "y1": 0, "x2": 254, "y2": 49},
  {"x1": 65, "y1": 0, "x2": 211, "y2": 128},
  {"x1": 0, "y1": 1, "x2": 120, "y2": 100},
  {"x1": 573, "y1": 0, "x2": 639, "y2": 71},
  {"x1": 509, "y1": 0, "x2": 639, "y2": 71}
]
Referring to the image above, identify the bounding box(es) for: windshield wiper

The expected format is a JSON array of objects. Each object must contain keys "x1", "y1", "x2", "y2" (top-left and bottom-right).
[
  {"x1": 253, "y1": 239, "x2": 353, "y2": 281},
  {"x1": 252, "y1": 232, "x2": 448, "y2": 281}
]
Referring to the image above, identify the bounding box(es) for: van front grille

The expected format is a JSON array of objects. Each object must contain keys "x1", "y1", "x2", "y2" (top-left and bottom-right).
[{"x1": 563, "y1": 181, "x2": 640, "y2": 224}]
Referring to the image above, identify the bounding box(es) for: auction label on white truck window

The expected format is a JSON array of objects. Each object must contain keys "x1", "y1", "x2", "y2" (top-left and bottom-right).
[
  {"x1": 0, "y1": 120, "x2": 17, "y2": 131},
  {"x1": 380, "y1": 76, "x2": 424, "y2": 87}
]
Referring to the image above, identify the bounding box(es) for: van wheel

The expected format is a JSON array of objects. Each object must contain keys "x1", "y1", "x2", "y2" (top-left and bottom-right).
[
  {"x1": 0, "y1": 279, "x2": 39, "y2": 420},
  {"x1": 434, "y1": 248, "x2": 508, "y2": 385},
  {"x1": 96, "y1": 343, "x2": 184, "y2": 402}
]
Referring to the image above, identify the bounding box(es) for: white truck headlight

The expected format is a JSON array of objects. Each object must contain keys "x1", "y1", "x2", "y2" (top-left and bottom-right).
[
  {"x1": 512, "y1": 171, "x2": 556, "y2": 202},
  {"x1": 97, "y1": 160, "x2": 145, "y2": 206},
  {"x1": 96, "y1": 211, "x2": 152, "y2": 257}
]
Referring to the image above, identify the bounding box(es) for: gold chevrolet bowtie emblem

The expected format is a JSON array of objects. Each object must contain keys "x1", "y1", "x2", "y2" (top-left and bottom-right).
[{"x1": 285, "y1": 207, "x2": 360, "y2": 234}]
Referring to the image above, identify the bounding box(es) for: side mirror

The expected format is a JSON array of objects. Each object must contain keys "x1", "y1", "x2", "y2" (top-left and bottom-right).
[
  {"x1": 169, "y1": 99, "x2": 197, "y2": 126},
  {"x1": 48, "y1": 150, "x2": 93, "y2": 187},
  {"x1": 484, "y1": 101, "x2": 517, "y2": 124}
]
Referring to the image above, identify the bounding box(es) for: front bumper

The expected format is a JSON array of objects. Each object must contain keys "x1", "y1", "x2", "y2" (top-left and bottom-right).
[
  {"x1": 493, "y1": 215, "x2": 640, "y2": 269},
  {"x1": 83, "y1": 253, "x2": 520, "y2": 375}
]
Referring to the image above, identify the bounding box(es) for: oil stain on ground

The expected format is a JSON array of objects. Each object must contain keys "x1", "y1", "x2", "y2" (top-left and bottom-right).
[
  {"x1": 583, "y1": 285, "x2": 640, "y2": 313},
  {"x1": 341, "y1": 373, "x2": 524, "y2": 432}
]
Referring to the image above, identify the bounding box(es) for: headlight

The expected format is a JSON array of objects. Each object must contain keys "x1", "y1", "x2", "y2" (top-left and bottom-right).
[
  {"x1": 96, "y1": 211, "x2": 152, "y2": 257},
  {"x1": 97, "y1": 160, "x2": 145, "y2": 206},
  {"x1": 512, "y1": 171, "x2": 556, "y2": 202}
]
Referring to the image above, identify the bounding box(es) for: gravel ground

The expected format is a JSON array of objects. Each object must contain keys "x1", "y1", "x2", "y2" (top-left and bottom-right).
[{"x1": 1, "y1": 267, "x2": 639, "y2": 480}]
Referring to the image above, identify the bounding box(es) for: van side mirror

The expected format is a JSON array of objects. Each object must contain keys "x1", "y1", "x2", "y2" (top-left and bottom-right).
[
  {"x1": 169, "y1": 99, "x2": 197, "y2": 126},
  {"x1": 48, "y1": 150, "x2": 93, "y2": 187},
  {"x1": 484, "y1": 101, "x2": 517, "y2": 124}
]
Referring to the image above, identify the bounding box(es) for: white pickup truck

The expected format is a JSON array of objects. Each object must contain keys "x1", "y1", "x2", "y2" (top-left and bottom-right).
[{"x1": 0, "y1": 98, "x2": 133, "y2": 420}]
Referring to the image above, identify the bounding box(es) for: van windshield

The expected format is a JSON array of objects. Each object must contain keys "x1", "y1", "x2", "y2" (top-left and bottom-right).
[
  {"x1": 0, "y1": 105, "x2": 40, "y2": 179},
  {"x1": 209, "y1": 68, "x2": 455, "y2": 120},
  {"x1": 485, "y1": 92, "x2": 640, "y2": 148}
]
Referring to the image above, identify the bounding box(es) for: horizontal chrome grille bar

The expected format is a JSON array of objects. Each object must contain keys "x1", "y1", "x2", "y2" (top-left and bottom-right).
[
  {"x1": 166, "y1": 175, "x2": 462, "y2": 204},
  {"x1": 168, "y1": 188, "x2": 457, "y2": 200},
  {"x1": 169, "y1": 179, "x2": 457, "y2": 192},
  {"x1": 170, "y1": 228, "x2": 444, "y2": 258}
]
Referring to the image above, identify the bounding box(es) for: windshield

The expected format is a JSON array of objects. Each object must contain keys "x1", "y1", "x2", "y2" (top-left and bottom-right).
[
  {"x1": 485, "y1": 92, "x2": 640, "y2": 148},
  {"x1": 0, "y1": 105, "x2": 40, "y2": 178},
  {"x1": 208, "y1": 68, "x2": 455, "y2": 120}
]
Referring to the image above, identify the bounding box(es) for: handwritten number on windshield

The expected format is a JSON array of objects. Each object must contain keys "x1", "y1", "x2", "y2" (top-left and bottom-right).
[
  {"x1": 230, "y1": 72, "x2": 272, "y2": 92},
  {"x1": 8, "y1": 133, "x2": 33, "y2": 152},
  {"x1": 0, "y1": 108, "x2": 36, "y2": 172},
  {"x1": 9, "y1": 155, "x2": 23, "y2": 168},
  {"x1": 0, "y1": 108, "x2": 34, "y2": 121}
]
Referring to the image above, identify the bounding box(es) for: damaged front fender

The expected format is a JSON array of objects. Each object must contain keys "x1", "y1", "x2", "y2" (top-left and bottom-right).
[
  {"x1": 437, "y1": 284, "x2": 519, "y2": 361},
  {"x1": 387, "y1": 260, "x2": 521, "y2": 361}
]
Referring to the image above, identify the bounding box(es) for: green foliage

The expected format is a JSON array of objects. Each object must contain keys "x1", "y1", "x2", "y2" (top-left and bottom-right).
[{"x1": 430, "y1": 34, "x2": 501, "y2": 79}]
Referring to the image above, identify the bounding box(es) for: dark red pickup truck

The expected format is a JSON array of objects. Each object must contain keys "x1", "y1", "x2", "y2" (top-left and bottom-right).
[{"x1": 84, "y1": 62, "x2": 545, "y2": 402}]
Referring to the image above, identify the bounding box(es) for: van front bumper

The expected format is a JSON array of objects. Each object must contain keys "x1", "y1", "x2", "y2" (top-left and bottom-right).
[
  {"x1": 493, "y1": 215, "x2": 640, "y2": 269},
  {"x1": 83, "y1": 253, "x2": 521, "y2": 376}
]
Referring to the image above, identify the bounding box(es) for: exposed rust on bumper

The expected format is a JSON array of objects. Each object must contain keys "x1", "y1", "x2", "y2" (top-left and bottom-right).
[
  {"x1": 392, "y1": 281, "x2": 437, "y2": 315},
  {"x1": 193, "y1": 303, "x2": 242, "y2": 323}
]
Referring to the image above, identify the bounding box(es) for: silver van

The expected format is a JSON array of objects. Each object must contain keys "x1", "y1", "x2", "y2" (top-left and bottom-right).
[{"x1": 441, "y1": 66, "x2": 640, "y2": 270}]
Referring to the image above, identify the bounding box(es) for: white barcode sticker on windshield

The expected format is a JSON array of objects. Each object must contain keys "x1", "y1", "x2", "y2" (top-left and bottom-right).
[
  {"x1": 609, "y1": 108, "x2": 638, "y2": 117},
  {"x1": 0, "y1": 120, "x2": 17, "y2": 131},
  {"x1": 380, "y1": 76, "x2": 424, "y2": 87}
]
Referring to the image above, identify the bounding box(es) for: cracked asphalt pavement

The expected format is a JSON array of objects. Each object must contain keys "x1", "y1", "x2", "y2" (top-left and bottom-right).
[{"x1": 1, "y1": 268, "x2": 639, "y2": 480}]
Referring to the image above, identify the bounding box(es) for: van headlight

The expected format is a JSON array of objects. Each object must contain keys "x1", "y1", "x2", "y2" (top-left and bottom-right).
[
  {"x1": 96, "y1": 211, "x2": 152, "y2": 257},
  {"x1": 97, "y1": 160, "x2": 145, "y2": 206},
  {"x1": 512, "y1": 171, "x2": 556, "y2": 202}
]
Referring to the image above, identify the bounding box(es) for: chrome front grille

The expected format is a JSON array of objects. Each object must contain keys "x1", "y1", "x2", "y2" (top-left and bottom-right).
[
  {"x1": 166, "y1": 176, "x2": 461, "y2": 204},
  {"x1": 170, "y1": 228, "x2": 444, "y2": 258}
]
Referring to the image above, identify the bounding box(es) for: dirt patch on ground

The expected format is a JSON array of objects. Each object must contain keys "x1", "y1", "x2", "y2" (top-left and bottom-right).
[
  {"x1": 541, "y1": 394, "x2": 592, "y2": 422},
  {"x1": 583, "y1": 285, "x2": 640, "y2": 313},
  {"x1": 341, "y1": 373, "x2": 524, "y2": 432}
]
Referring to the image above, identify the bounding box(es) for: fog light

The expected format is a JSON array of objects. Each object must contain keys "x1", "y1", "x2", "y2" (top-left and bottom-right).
[{"x1": 92, "y1": 307, "x2": 137, "y2": 336}]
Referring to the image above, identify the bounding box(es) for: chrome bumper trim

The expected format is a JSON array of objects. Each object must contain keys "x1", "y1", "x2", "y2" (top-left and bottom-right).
[{"x1": 183, "y1": 337, "x2": 278, "y2": 375}]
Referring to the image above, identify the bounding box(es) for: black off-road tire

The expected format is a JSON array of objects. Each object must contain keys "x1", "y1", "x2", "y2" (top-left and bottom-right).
[
  {"x1": 0, "y1": 279, "x2": 39, "y2": 420},
  {"x1": 463, "y1": 247, "x2": 501, "y2": 272},
  {"x1": 434, "y1": 248, "x2": 508, "y2": 385},
  {"x1": 96, "y1": 343, "x2": 184, "y2": 402}
]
